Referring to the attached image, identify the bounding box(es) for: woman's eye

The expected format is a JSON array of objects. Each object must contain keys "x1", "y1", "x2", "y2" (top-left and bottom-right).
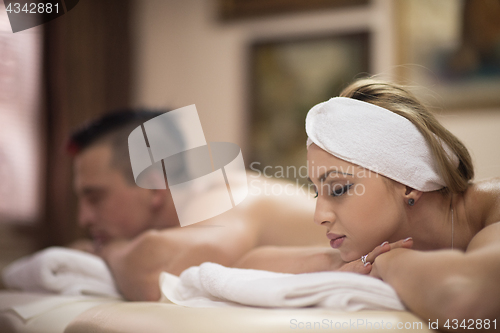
[{"x1": 331, "y1": 184, "x2": 353, "y2": 197}]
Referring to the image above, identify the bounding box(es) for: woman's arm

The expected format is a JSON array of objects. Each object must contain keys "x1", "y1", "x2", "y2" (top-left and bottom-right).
[
  {"x1": 234, "y1": 239, "x2": 412, "y2": 274},
  {"x1": 372, "y1": 222, "x2": 500, "y2": 332},
  {"x1": 233, "y1": 246, "x2": 344, "y2": 273}
]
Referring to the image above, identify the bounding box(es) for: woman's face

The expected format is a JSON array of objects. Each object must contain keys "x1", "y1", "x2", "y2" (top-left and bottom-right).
[{"x1": 307, "y1": 143, "x2": 405, "y2": 261}]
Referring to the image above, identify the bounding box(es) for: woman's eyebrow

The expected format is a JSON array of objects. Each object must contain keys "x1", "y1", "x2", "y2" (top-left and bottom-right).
[{"x1": 308, "y1": 169, "x2": 354, "y2": 183}]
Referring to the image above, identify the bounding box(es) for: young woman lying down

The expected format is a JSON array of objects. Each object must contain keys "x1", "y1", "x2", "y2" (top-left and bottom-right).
[{"x1": 235, "y1": 78, "x2": 500, "y2": 332}]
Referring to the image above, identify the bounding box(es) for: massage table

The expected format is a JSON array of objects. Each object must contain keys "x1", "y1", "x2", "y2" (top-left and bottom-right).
[
  {"x1": 0, "y1": 291, "x2": 119, "y2": 333},
  {"x1": 0, "y1": 291, "x2": 435, "y2": 333},
  {"x1": 0, "y1": 249, "x2": 437, "y2": 332}
]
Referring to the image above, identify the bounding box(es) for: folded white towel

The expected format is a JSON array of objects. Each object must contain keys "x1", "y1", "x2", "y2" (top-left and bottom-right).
[
  {"x1": 306, "y1": 97, "x2": 459, "y2": 192},
  {"x1": 2, "y1": 247, "x2": 121, "y2": 298},
  {"x1": 160, "y1": 262, "x2": 404, "y2": 311}
]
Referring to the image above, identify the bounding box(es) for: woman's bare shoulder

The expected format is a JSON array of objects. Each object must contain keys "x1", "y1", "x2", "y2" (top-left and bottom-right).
[{"x1": 466, "y1": 177, "x2": 500, "y2": 228}]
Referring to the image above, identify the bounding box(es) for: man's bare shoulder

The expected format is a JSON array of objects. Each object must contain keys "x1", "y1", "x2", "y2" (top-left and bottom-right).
[
  {"x1": 243, "y1": 173, "x2": 325, "y2": 246},
  {"x1": 154, "y1": 172, "x2": 324, "y2": 247},
  {"x1": 151, "y1": 206, "x2": 260, "y2": 254}
]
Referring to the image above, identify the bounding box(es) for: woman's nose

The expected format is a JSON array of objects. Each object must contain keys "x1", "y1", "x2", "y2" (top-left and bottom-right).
[{"x1": 313, "y1": 198, "x2": 335, "y2": 227}]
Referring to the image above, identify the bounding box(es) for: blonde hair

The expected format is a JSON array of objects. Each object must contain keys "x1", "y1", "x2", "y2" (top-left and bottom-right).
[{"x1": 339, "y1": 78, "x2": 474, "y2": 193}]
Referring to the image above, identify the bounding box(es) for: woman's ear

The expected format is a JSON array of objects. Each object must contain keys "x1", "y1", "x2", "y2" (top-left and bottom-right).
[{"x1": 404, "y1": 186, "x2": 423, "y2": 206}]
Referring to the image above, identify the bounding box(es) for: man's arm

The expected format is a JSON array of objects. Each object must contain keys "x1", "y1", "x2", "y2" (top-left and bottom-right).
[
  {"x1": 100, "y1": 215, "x2": 258, "y2": 301},
  {"x1": 372, "y1": 222, "x2": 500, "y2": 332}
]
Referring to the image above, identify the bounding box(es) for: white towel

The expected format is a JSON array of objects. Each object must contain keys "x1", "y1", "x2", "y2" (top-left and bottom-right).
[
  {"x1": 160, "y1": 262, "x2": 404, "y2": 311},
  {"x1": 2, "y1": 247, "x2": 121, "y2": 298},
  {"x1": 305, "y1": 97, "x2": 459, "y2": 192}
]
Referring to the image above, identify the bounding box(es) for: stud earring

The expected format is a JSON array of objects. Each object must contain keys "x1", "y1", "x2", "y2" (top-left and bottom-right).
[{"x1": 408, "y1": 198, "x2": 415, "y2": 206}]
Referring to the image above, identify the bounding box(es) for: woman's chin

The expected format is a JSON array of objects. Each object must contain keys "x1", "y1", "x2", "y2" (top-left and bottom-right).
[{"x1": 340, "y1": 251, "x2": 357, "y2": 263}]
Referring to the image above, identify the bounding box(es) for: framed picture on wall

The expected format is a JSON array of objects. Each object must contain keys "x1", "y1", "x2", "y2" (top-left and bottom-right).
[
  {"x1": 219, "y1": 0, "x2": 370, "y2": 21},
  {"x1": 248, "y1": 32, "x2": 370, "y2": 184},
  {"x1": 396, "y1": 0, "x2": 500, "y2": 110}
]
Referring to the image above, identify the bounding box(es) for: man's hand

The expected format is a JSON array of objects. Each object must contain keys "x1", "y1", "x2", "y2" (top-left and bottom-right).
[{"x1": 67, "y1": 238, "x2": 97, "y2": 254}]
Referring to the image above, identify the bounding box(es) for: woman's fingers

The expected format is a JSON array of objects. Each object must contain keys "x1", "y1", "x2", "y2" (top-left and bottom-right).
[
  {"x1": 337, "y1": 243, "x2": 387, "y2": 274},
  {"x1": 338, "y1": 259, "x2": 372, "y2": 274},
  {"x1": 339, "y1": 237, "x2": 414, "y2": 275},
  {"x1": 364, "y1": 238, "x2": 413, "y2": 265},
  {"x1": 363, "y1": 241, "x2": 391, "y2": 265},
  {"x1": 389, "y1": 237, "x2": 413, "y2": 250}
]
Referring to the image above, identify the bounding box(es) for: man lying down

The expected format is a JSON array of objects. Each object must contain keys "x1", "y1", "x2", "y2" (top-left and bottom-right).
[{"x1": 47, "y1": 109, "x2": 340, "y2": 301}]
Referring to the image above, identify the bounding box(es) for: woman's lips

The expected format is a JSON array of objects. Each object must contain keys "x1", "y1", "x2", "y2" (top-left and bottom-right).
[
  {"x1": 330, "y1": 236, "x2": 345, "y2": 248},
  {"x1": 327, "y1": 233, "x2": 346, "y2": 249}
]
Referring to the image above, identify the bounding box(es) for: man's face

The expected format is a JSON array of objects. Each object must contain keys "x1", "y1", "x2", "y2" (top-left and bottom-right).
[{"x1": 74, "y1": 144, "x2": 156, "y2": 247}]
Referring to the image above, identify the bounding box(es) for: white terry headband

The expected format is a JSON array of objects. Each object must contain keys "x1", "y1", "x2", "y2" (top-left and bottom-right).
[{"x1": 306, "y1": 97, "x2": 459, "y2": 192}]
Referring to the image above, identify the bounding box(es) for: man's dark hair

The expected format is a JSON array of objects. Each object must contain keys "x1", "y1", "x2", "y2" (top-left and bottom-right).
[{"x1": 68, "y1": 108, "x2": 184, "y2": 185}]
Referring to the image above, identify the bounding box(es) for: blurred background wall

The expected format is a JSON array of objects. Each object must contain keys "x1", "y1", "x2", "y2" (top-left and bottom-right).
[
  {"x1": 0, "y1": 0, "x2": 132, "y2": 271},
  {"x1": 130, "y1": 0, "x2": 396, "y2": 160},
  {"x1": 0, "y1": 0, "x2": 499, "y2": 270},
  {"x1": 130, "y1": 0, "x2": 500, "y2": 181}
]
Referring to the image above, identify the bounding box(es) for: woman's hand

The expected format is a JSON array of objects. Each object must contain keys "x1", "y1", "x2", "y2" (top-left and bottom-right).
[{"x1": 338, "y1": 237, "x2": 413, "y2": 275}]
